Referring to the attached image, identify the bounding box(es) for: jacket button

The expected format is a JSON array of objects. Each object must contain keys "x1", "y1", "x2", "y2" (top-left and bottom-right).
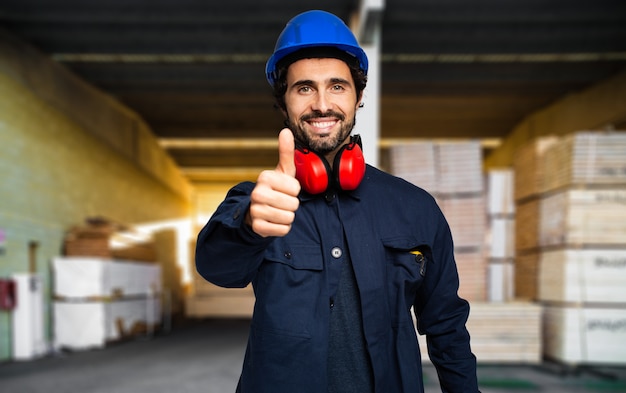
[
  {"x1": 331, "y1": 247, "x2": 342, "y2": 259},
  {"x1": 284, "y1": 251, "x2": 292, "y2": 259}
]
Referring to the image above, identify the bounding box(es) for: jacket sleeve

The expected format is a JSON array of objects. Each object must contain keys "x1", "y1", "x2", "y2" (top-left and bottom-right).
[
  {"x1": 195, "y1": 181, "x2": 273, "y2": 288},
  {"x1": 413, "y1": 207, "x2": 480, "y2": 392}
]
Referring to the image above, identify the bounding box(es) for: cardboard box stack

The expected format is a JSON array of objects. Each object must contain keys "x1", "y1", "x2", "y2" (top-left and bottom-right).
[{"x1": 514, "y1": 131, "x2": 626, "y2": 366}]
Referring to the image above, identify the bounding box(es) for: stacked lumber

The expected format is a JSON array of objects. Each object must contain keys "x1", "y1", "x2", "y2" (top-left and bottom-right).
[
  {"x1": 514, "y1": 131, "x2": 626, "y2": 366},
  {"x1": 539, "y1": 249, "x2": 626, "y2": 304},
  {"x1": 513, "y1": 137, "x2": 558, "y2": 300},
  {"x1": 438, "y1": 196, "x2": 486, "y2": 249},
  {"x1": 63, "y1": 220, "x2": 113, "y2": 258},
  {"x1": 436, "y1": 142, "x2": 484, "y2": 194},
  {"x1": 416, "y1": 302, "x2": 542, "y2": 364},
  {"x1": 388, "y1": 141, "x2": 484, "y2": 195},
  {"x1": 388, "y1": 141, "x2": 487, "y2": 301},
  {"x1": 539, "y1": 189, "x2": 626, "y2": 247},
  {"x1": 543, "y1": 305, "x2": 626, "y2": 365},
  {"x1": 455, "y1": 251, "x2": 488, "y2": 302},
  {"x1": 185, "y1": 239, "x2": 255, "y2": 318},
  {"x1": 186, "y1": 272, "x2": 255, "y2": 318},
  {"x1": 64, "y1": 217, "x2": 157, "y2": 263},
  {"x1": 514, "y1": 252, "x2": 541, "y2": 302},
  {"x1": 387, "y1": 142, "x2": 438, "y2": 193},
  {"x1": 541, "y1": 132, "x2": 626, "y2": 192},
  {"x1": 540, "y1": 248, "x2": 626, "y2": 365},
  {"x1": 513, "y1": 137, "x2": 560, "y2": 201},
  {"x1": 486, "y1": 169, "x2": 515, "y2": 302},
  {"x1": 52, "y1": 257, "x2": 163, "y2": 350}
]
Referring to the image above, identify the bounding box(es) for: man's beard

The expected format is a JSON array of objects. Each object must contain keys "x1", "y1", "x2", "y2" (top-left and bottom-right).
[{"x1": 287, "y1": 110, "x2": 356, "y2": 155}]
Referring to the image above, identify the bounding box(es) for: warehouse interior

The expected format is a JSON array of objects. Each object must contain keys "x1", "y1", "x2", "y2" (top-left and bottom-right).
[{"x1": 1, "y1": 0, "x2": 626, "y2": 391}]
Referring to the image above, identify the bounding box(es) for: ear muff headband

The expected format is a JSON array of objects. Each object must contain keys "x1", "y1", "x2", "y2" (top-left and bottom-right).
[{"x1": 294, "y1": 135, "x2": 365, "y2": 195}]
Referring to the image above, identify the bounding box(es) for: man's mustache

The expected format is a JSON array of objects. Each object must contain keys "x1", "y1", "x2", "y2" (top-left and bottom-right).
[{"x1": 300, "y1": 111, "x2": 345, "y2": 122}]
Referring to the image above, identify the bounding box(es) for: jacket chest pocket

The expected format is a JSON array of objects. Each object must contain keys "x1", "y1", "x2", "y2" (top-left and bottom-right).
[
  {"x1": 382, "y1": 237, "x2": 430, "y2": 297},
  {"x1": 255, "y1": 242, "x2": 324, "y2": 337},
  {"x1": 259, "y1": 241, "x2": 324, "y2": 293}
]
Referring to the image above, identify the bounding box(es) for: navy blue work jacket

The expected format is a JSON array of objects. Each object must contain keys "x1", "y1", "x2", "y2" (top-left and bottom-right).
[{"x1": 196, "y1": 165, "x2": 479, "y2": 393}]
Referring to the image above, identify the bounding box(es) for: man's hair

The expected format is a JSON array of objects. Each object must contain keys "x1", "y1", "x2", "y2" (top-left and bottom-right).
[{"x1": 271, "y1": 47, "x2": 368, "y2": 112}]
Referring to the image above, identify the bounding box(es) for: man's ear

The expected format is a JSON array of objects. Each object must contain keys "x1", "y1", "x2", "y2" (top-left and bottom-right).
[{"x1": 356, "y1": 92, "x2": 364, "y2": 108}]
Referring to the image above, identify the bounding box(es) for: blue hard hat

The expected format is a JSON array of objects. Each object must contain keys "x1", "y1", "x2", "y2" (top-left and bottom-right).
[{"x1": 265, "y1": 10, "x2": 369, "y2": 85}]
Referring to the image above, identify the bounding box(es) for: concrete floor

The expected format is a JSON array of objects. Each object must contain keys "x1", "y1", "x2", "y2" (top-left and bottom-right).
[{"x1": 1, "y1": 318, "x2": 625, "y2": 393}]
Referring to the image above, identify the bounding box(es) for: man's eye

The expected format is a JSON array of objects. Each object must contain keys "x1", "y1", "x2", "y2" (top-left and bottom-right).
[
  {"x1": 298, "y1": 86, "x2": 312, "y2": 93},
  {"x1": 332, "y1": 85, "x2": 344, "y2": 91}
]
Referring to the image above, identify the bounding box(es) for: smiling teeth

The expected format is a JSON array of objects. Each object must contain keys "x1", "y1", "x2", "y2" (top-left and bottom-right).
[{"x1": 311, "y1": 121, "x2": 335, "y2": 128}]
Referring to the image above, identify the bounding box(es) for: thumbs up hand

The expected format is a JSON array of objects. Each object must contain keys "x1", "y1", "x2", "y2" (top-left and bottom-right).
[{"x1": 247, "y1": 128, "x2": 301, "y2": 237}]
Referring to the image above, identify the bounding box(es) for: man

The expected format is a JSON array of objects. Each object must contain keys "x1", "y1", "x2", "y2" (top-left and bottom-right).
[{"x1": 196, "y1": 10, "x2": 479, "y2": 393}]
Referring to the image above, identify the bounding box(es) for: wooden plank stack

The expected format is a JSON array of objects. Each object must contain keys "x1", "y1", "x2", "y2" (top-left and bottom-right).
[
  {"x1": 513, "y1": 137, "x2": 559, "y2": 299},
  {"x1": 63, "y1": 221, "x2": 114, "y2": 258},
  {"x1": 486, "y1": 169, "x2": 515, "y2": 302},
  {"x1": 185, "y1": 239, "x2": 255, "y2": 318},
  {"x1": 539, "y1": 249, "x2": 626, "y2": 304},
  {"x1": 416, "y1": 302, "x2": 542, "y2": 363},
  {"x1": 513, "y1": 131, "x2": 626, "y2": 366},
  {"x1": 64, "y1": 217, "x2": 157, "y2": 263},
  {"x1": 386, "y1": 142, "x2": 438, "y2": 193},
  {"x1": 391, "y1": 143, "x2": 544, "y2": 365},
  {"x1": 52, "y1": 257, "x2": 163, "y2": 350},
  {"x1": 389, "y1": 141, "x2": 487, "y2": 302}
]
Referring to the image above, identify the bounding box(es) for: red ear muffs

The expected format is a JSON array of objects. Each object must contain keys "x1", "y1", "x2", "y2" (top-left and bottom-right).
[
  {"x1": 294, "y1": 146, "x2": 331, "y2": 195},
  {"x1": 334, "y1": 136, "x2": 365, "y2": 191},
  {"x1": 294, "y1": 135, "x2": 365, "y2": 195}
]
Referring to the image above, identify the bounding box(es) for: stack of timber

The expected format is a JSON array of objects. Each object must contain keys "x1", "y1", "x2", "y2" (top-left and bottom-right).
[
  {"x1": 416, "y1": 302, "x2": 542, "y2": 364},
  {"x1": 513, "y1": 137, "x2": 559, "y2": 300},
  {"x1": 515, "y1": 131, "x2": 626, "y2": 366},
  {"x1": 389, "y1": 141, "x2": 487, "y2": 302},
  {"x1": 386, "y1": 142, "x2": 438, "y2": 193},
  {"x1": 486, "y1": 169, "x2": 515, "y2": 302},
  {"x1": 52, "y1": 257, "x2": 163, "y2": 350},
  {"x1": 185, "y1": 239, "x2": 255, "y2": 318},
  {"x1": 63, "y1": 219, "x2": 114, "y2": 258},
  {"x1": 64, "y1": 217, "x2": 157, "y2": 263}
]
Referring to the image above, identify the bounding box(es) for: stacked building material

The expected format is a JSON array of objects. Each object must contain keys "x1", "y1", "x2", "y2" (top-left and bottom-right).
[
  {"x1": 416, "y1": 302, "x2": 542, "y2": 363},
  {"x1": 389, "y1": 141, "x2": 487, "y2": 301},
  {"x1": 384, "y1": 142, "x2": 548, "y2": 363},
  {"x1": 514, "y1": 131, "x2": 626, "y2": 366},
  {"x1": 52, "y1": 257, "x2": 162, "y2": 350},
  {"x1": 185, "y1": 239, "x2": 255, "y2": 318},
  {"x1": 513, "y1": 137, "x2": 560, "y2": 300},
  {"x1": 486, "y1": 169, "x2": 515, "y2": 302},
  {"x1": 63, "y1": 221, "x2": 114, "y2": 258},
  {"x1": 64, "y1": 217, "x2": 157, "y2": 262}
]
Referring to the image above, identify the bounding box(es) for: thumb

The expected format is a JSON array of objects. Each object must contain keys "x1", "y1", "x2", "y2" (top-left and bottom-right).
[{"x1": 276, "y1": 128, "x2": 296, "y2": 177}]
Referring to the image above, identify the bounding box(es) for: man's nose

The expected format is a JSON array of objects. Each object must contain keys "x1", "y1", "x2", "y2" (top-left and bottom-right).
[{"x1": 311, "y1": 91, "x2": 331, "y2": 113}]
